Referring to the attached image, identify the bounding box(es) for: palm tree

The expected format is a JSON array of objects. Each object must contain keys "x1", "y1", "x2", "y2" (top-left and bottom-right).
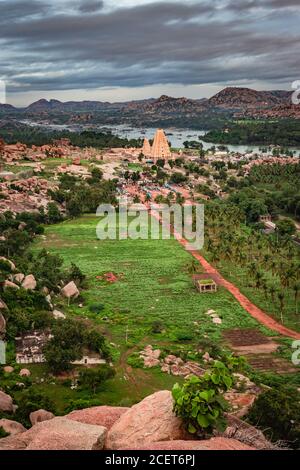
[
  {"x1": 292, "y1": 284, "x2": 299, "y2": 315},
  {"x1": 268, "y1": 285, "x2": 277, "y2": 305}
]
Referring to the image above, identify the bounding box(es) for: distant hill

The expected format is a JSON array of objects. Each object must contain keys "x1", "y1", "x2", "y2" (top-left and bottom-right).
[
  {"x1": 0, "y1": 87, "x2": 297, "y2": 125},
  {"x1": 208, "y1": 87, "x2": 291, "y2": 110}
]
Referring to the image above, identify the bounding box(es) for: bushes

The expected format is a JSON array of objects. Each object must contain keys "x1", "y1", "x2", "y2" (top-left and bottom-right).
[
  {"x1": 172, "y1": 358, "x2": 243, "y2": 436},
  {"x1": 44, "y1": 319, "x2": 111, "y2": 374},
  {"x1": 78, "y1": 366, "x2": 116, "y2": 394},
  {"x1": 127, "y1": 352, "x2": 144, "y2": 369},
  {"x1": 10, "y1": 389, "x2": 56, "y2": 428},
  {"x1": 247, "y1": 387, "x2": 300, "y2": 449},
  {"x1": 89, "y1": 303, "x2": 105, "y2": 315}
]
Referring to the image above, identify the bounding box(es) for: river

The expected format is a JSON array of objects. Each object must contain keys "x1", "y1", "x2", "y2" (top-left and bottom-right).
[{"x1": 19, "y1": 120, "x2": 300, "y2": 156}]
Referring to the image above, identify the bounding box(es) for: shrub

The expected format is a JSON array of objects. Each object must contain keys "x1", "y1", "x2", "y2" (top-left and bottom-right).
[
  {"x1": 247, "y1": 387, "x2": 300, "y2": 449},
  {"x1": 172, "y1": 358, "x2": 242, "y2": 436},
  {"x1": 78, "y1": 366, "x2": 116, "y2": 394},
  {"x1": 89, "y1": 303, "x2": 105, "y2": 314},
  {"x1": 151, "y1": 320, "x2": 164, "y2": 334},
  {"x1": 176, "y1": 332, "x2": 194, "y2": 342},
  {"x1": 127, "y1": 352, "x2": 144, "y2": 369}
]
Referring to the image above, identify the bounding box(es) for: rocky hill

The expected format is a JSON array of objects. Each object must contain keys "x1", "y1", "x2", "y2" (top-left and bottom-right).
[
  {"x1": 0, "y1": 87, "x2": 297, "y2": 124},
  {"x1": 208, "y1": 87, "x2": 291, "y2": 110}
]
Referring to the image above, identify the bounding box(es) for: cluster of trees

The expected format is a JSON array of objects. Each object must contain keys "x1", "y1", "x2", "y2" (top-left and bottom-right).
[
  {"x1": 203, "y1": 120, "x2": 300, "y2": 146},
  {"x1": 43, "y1": 319, "x2": 111, "y2": 374},
  {"x1": 249, "y1": 163, "x2": 300, "y2": 220},
  {"x1": 0, "y1": 123, "x2": 142, "y2": 149},
  {"x1": 204, "y1": 202, "x2": 300, "y2": 324},
  {"x1": 49, "y1": 169, "x2": 118, "y2": 218}
]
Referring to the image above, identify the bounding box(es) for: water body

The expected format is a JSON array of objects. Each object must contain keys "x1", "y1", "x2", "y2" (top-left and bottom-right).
[{"x1": 19, "y1": 120, "x2": 300, "y2": 156}]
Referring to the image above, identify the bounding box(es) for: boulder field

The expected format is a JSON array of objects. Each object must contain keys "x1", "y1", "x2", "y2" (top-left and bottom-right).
[{"x1": 0, "y1": 390, "x2": 274, "y2": 451}]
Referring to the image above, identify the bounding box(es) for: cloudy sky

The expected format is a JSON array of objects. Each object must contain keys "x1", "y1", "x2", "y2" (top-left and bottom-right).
[{"x1": 0, "y1": 0, "x2": 299, "y2": 106}]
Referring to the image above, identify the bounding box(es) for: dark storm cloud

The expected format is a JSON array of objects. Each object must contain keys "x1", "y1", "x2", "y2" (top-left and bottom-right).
[
  {"x1": 0, "y1": 0, "x2": 299, "y2": 94},
  {"x1": 0, "y1": 0, "x2": 50, "y2": 21},
  {"x1": 78, "y1": 1, "x2": 104, "y2": 14}
]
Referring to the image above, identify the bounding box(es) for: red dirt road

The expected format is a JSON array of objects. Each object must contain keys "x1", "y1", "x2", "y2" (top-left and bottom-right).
[{"x1": 149, "y1": 206, "x2": 300, "y2": 340}]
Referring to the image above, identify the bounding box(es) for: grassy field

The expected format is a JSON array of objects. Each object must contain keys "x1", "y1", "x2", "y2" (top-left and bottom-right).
[{"x1": 29, "y1": 214, "x2": 277, "y2": 409}]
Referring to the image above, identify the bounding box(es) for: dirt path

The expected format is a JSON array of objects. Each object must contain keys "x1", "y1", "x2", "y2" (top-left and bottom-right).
[{"x1": 149, "y1": 205, "x2": 300, "y2": 340}]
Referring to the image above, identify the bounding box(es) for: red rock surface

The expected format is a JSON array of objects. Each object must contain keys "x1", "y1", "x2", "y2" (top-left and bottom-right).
[
  {"x1": 120, "y1": 437, "x2": 255, "y2": 450},
  {"x1": 24, "y1": 417, "x2": 107, "y2": 450},
  {"x1": 30, "y1": 409, "x2": 55, "y2": 426},
  {"x1": 66, "y1": 406, "x2": 130, "y2": 430},
  {"x1": 0, "y1": 419, "x2": 26, "y2": 436},
  {"x1": 106, "y1": 391, "x2": 190, "y2": 450}
]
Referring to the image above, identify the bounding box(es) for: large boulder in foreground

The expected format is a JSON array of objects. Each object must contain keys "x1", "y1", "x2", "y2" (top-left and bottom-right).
[
  {"x1": 106, "y1": 391, "x2": 189, "y2": 450},
  {"x1": 29, "y1": 409, "x2": 55, "y2": 426},
  {"x1": 0, "y1": 419, "x2": 26, "y2": 436},
  {"x1": 120, "y1": 437, "x2": 255, "y2": 450},
  {"x1": 0, "y1": 434, "x2": 28, "y2": 450},
  {"x1": 61, "y1": 281, "x2": 79, "y2": 299},
  {"x1": 66, "y1": 406, "x2": 130, "y2": 430},
  {"x1": 24, "y1": 417, "x2": 107, "y2": 450},
  {"x1": 0, "y1": 391, "x2": 14, "y2": 413}
]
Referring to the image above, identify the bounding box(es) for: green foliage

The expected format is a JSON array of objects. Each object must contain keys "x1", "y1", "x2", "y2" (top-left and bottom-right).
[
  {"x1": 247, "y1": 387, "x2": 300, "y2": 449},
  {"x1": 203, "y1": 120, "x2": 300, "y2": 146},
  {"x1": 12, "y1": 389, "x2": 56, "y2": 428},
  {"x1": 0, "y1": 427, "x2": 9, "y2": 438},
  {"x1": 151, "y1": 320, "x2": 164, "y2": 334},
  {"x1": 47, "y1": 202, "x2": 63, "y2": 224},
  {"x1": 127, "y1": 352, "x2": 144, "y2": 369},
  {"x1": 43, "y1": 319, "x2": 84, "y2": 373},
  {"x1": 28, "y1": 249, "x2": 64, "y2": 293},
  {"x1": 89, "y1": 303, "x2": 105, "y2": 314},
  {"x1": 172, "y1": 358, "x2": 242, "y2": 436},
  {"x1": 276, "y1": 218, "x2": 296, "y2": 237},
  {"x1": 44, "y1": 319, "x2": 110, "y2": 373},
  {"x1": 78, "y1": 366, "x2": 116, "y2": 394}
]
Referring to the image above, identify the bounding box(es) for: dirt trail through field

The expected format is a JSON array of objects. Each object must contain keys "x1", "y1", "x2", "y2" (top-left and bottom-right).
[{"x1": 149, "y1": 205, "x2": 300, "y2": 340}]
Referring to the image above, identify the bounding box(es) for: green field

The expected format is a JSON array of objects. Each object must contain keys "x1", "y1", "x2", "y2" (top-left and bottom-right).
[{"x1": 29, "y1": 214, "x2": 275, "y2": 409}]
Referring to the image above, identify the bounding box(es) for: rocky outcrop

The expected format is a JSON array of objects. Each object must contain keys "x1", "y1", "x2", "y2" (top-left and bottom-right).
[
  {"x1": 0, "y1": 391, "x2": 14, "y2": 413},
  {"x1": 61, "y1": 281, "x2": 79, "y2": 299},
  {"x1": 22, "y1": 275, "x2": 37, "y2": 290},
  {"x1": 0, "y1": 419, "x2": 26, "y2": 436},
  {"x1": 66, "y1": 406, "x2": 129, "y2": 430},
  {"x1": 24, "y1": 417, "x2": 107, "y2": 450},
  {"x1": 120, "y1": 437, "x2": 254, "y2": 450},
  {"x1": 29, "y1": 409, "x2": 55, "y2": 426},
  {"x1": 0, "y1": 390, "x2": 273, "y2": 451},
  {"x1": 106, "y1": 391, "x2": 189, "y2": 450}
]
